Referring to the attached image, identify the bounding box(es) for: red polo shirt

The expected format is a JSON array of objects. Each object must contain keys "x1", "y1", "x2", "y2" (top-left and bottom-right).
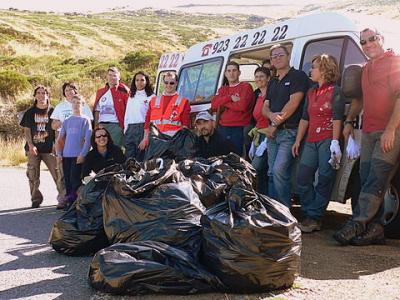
[{"x1": 361, "y1": 50, "x2": 400, "y2": 132}]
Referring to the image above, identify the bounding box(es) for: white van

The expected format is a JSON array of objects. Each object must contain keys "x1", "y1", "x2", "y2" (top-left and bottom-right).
[
  {"x1": 155, "y1": 12, "x2": 400, "y2": 237},
  {"x1": 155, "y1": 51, "x2": 184, "y2": 95}
]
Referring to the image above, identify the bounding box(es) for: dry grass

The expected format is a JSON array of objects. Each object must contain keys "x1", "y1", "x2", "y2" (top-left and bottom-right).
[{"x1": 0, "y1": 137, "x2": 26, "y2": 166}]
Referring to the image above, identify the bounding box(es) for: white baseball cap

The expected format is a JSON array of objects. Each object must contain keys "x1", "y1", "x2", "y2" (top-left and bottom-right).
[{"x1": 195, "y1": 111, "x2": 215, "y2": 122}]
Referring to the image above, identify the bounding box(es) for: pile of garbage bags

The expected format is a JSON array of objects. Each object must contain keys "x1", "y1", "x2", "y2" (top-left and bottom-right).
[{"x1": 49, "y1": 129, "x2": 301, "y2": 295}]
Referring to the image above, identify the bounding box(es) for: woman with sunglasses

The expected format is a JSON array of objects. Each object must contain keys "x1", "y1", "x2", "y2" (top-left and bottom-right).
[
  {"x1": 82, "y1": 127, "x2": 125, "y2": 178},
  {"x1": 291, "y1": 54, "x2": 345, "y2": 233},
  {"x1": 124, "y1": 71, "x2": 154, "y2": 161}
]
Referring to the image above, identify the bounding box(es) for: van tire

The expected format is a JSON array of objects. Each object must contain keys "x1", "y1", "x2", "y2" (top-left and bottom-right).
[{"x1": 383, "y1": 180, "x2": 400, "y2": 239}]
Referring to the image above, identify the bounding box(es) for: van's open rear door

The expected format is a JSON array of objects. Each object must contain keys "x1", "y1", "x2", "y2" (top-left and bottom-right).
[{"x1": 155, "y1": 52, "x2": 185, "y2": 95}]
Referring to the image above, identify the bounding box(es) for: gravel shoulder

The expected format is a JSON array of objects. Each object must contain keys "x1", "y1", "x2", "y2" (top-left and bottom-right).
[{"x1": 0, "y1": 167, "x2": 399, "y2": 300}]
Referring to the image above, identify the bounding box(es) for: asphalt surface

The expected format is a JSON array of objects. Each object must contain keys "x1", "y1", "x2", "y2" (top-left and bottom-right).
[{"x1": 1, "y1": 167, "x2": 399, "y2": 300}]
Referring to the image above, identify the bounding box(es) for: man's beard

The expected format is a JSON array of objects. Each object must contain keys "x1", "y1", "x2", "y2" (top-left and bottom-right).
[{"x1": 200, "y1": 129, "x2": 211, "y2": 136}]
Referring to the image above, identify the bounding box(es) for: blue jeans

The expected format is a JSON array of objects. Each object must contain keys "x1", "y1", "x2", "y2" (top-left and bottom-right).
[
  {"x1": 297, "y1": 139, "x2": 336, "y2": 221},
  {"x1": 218, "y1": 125, "x2": 244, "y2": 156},
  {"x1": 251, "y1": 134, "x2": 269, "y2": 195},
  {"x1": 267, "y1": 129, "x2": 297, "y2": 207}
]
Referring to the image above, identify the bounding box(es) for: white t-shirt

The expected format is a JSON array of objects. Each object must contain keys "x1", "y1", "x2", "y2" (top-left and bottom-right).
[
  {"x1": 124, "y1": 90, "x2": 154, "y2": 132},
  {"x1": 51, "y1": 99, "x2": 93, "y2": 131},
  {"x1": 95, "y1": 89, "x2": 119, "y2": 123}
]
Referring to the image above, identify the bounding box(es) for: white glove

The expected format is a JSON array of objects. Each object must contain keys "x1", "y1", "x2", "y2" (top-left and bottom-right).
[
  {"x1": 248, "y1": 141, "x2": 255, "y2": 160},
  {"x1": 329, "y1": 139, "x2": 342, "y2": 169},
  {"x1": 255, "y1": 138, "x2": 268, "y2": 157},
  {"x1": 346, "y1": 135, "x2": 360, "y2": 160}
]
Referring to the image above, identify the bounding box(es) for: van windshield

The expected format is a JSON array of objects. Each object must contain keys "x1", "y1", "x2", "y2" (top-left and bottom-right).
[{"x1": 178, "y1": 58, "x2": 223, "y2": 103}]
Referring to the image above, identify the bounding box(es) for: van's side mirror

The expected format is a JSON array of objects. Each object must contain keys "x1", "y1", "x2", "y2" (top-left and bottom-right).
[{"x1": 341, "y1": 64, "x2": 362, "y2": 99}]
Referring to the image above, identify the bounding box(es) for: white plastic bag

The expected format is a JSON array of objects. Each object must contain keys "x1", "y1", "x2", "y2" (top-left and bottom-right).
[
  {"x1": 255, "y1": 138, "x2": 268, "y2": 157},
  {"x1": 248, "y1": 141, "x2": 256, "y2": 160}
]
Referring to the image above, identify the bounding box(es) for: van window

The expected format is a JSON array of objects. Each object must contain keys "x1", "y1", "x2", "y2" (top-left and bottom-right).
[
  {"x1": 343, "y1": 39, "x2": 367, "y2": 68},
  {"x1": 301, "y1": 37, "x2": 345, "y2": 75},
  {"x1": 178, "y1": 58, "x2": 223, "y2": 103}
]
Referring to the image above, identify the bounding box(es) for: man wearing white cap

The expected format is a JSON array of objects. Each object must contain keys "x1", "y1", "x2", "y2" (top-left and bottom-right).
[{"x1": 195, "y1": 111, "x2": 236, "y2": 158}]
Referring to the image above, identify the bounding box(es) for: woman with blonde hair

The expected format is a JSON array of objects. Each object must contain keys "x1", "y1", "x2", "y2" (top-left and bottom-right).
[{"x1": 292, "y1": 54, "x2": 345, "y2": 233}]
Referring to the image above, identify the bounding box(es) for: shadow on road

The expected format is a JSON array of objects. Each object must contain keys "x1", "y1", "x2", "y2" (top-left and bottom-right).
[
  {"x1": 1, "y1": 204, "x2": 400, "y2": 299},
  {"x1": 292, "y1": 206, "x2": 400, "y2": 281},
  {"x1": 0, "y1": 206, "x2": 93, "y2": 299}
]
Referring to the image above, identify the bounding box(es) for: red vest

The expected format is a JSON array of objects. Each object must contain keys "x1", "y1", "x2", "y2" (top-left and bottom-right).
[
  {"x1": 306, "y1": 84, "x2": 334, "y2": 142},
  {"x1": 149, "y1": 94, "x2": 188, "y2": 136},
  {"x1": 253, "y1": 94, "x2": 269, "y2": 129}
]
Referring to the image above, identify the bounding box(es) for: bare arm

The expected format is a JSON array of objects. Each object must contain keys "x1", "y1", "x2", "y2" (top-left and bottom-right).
[
  {"x1": 332, "y1": 120, "x2": 342, "y2": 140},
  {"x1": 292, "y1": 119, "x2": 308, "y2": 157},
  {"x1": 52, "y1": 119, "x2": 61, "y2": 131},
  {"x1": 94, "y1": 111, "x2": 99, "y2": 127},
  {"x1": 381, "y1": 96, "x2": 400, "y2": 153},
  {"x1": 277, "y1": 91, "x2": 304, "y2": 125},
  {"x1": 343, "y1": 98, "x2": 363, "y2": 141},
  {"x1": 24, "y1": 128, "x2": 37, "y2": 155},
  {"x1": 262, "y1": 100, "x2": 282, "y2": 125}
]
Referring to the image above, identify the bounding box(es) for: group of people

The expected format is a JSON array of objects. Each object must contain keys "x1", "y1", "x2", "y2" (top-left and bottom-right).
[{"x1": 20, "y1": 27, "x2": 400, "y2": 246}]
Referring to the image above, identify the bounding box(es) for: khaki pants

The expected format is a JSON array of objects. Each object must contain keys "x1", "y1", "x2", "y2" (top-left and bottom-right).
[{"x1": 26, "y1": 153, "x2": 65, "y2": 204}]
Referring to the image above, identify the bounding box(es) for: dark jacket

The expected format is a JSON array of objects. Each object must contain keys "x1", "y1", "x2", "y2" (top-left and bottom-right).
[
  {"x1": 82, "y1": 144, "x2": 125, "y2": 177},
  {"x1": 196, "y1": 131, "x2": 236, "y2": 159}
]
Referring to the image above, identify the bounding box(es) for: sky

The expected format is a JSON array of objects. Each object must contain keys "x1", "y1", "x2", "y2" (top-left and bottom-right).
[{"x1": 0, "y1": 0, "x2": 317, "y2": 12}]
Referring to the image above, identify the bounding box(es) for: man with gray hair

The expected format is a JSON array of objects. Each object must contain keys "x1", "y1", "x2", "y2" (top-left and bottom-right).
[{"x1": 334, "y1": 28, "x2": 400, "y2": 246}]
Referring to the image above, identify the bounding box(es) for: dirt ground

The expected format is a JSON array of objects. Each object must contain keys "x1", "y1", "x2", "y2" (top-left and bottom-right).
[{"x1": 1, "y1": 168, "x2": 399, "y2": 300}]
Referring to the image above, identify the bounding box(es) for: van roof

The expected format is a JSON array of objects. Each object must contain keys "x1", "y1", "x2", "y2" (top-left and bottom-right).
[{"x1": 184, "y1": 12, "x2": 358, "y2": 63}]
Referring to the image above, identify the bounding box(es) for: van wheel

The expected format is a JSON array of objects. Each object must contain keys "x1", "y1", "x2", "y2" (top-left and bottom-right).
[{"x1": 382, "y1": 182, "x2": 400, "y2": 239}]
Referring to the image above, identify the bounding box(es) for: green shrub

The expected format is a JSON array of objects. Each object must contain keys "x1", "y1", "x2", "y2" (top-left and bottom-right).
[
  {"x1": 122, "y1": 50, "x2": 158, "y2": 72},
  {"x1": 0, "y1": 71, "x2": 31, "y2": 98}
]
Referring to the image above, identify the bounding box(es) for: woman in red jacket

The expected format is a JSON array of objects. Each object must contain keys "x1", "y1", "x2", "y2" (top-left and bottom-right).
[
  {"x1": 292, "y1": 54, "x2": 345, "y2": 233},
  {"x1": 249, "y1": 66, "x2": 271, "y2": 195}
]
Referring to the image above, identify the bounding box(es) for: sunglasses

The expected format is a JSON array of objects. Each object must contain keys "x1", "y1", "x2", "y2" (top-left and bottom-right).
[
  {"x1": 360, "y1": 35, "x2": 379, "y2": 46},
  {"x1": 164, "y1": 81, "x2": 176, "y2": 85},
  {"x1": 95, "y1": 134, "x2": 108, "y2": 138},
  {"x1": 271, "y1": 53, "x2": 286, "y2": 59}
]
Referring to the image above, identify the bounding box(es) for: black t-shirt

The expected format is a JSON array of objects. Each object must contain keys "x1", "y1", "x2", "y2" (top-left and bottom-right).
[
  {"x1": 267, "y1": 67, "x2": 310, "y2": 125},
  {"x1": 20, "y1": 106, "x2": 55, "y2": 153},
  {"x1": 196, "y1": 131, "x2": 236, "y2": 159}
]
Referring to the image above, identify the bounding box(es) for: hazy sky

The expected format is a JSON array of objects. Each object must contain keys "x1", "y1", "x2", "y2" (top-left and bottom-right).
[{"x1": 0, "y1": 0, "x2": 316, "y2": 12}]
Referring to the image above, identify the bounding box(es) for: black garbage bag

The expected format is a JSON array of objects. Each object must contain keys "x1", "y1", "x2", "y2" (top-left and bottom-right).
[
  {"x1": 145, "y1": 125, "x2": 197, "y2": 161},
  {"x1": 113, "y1": 158, "x2": 186, "y2": 196},
  {"x1": 177, "y1": 154, "x2": 256, "y2": 208},
  {"x1": 88, "y1": 241, "x2": 224, "y2": 295},
  {"x1": 103, "y1": 160, "x2": 205, "y2": 257},
  {"x1": 201, "y1": 183, "x2": 302, "y2": 293},
  {"x1": 49, "y1": 168, "x2": 116, "y2": 256}
]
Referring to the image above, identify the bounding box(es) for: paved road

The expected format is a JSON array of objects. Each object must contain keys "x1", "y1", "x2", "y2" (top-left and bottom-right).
[{"x1": 0, "y1": 167, "x2": 399, "y2": 300}]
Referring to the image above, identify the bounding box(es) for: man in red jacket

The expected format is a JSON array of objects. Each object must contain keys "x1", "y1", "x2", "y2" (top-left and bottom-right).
[
  {"x1": 93, "y1": 66, "x2": 129, "y2": 147},
  {"x1": 139, "y1": 72, "x2": 191, "y2": 150},
  {"x1": 211, "y1": 61, "x2": 254, "y2": 155}
]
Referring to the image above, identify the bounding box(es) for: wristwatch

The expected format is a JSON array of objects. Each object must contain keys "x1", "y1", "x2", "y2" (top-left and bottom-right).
[{"x1": 344, "y1": 120, "x2": 355, "y2": 127}]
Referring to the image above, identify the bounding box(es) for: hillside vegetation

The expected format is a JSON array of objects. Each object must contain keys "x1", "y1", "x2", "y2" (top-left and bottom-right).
[{"x1": 0, "y1": 8, "x2": 267, "y2": 137}]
